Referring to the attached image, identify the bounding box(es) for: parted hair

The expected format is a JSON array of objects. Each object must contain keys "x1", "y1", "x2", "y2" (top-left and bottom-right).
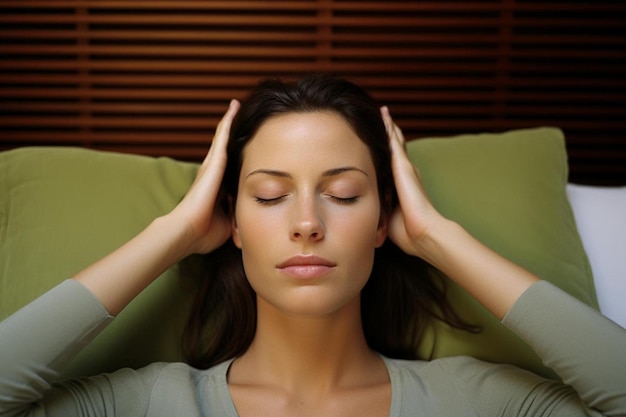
[{"x1": 183, "y1": 74, "x2": 479, "y2": 369}]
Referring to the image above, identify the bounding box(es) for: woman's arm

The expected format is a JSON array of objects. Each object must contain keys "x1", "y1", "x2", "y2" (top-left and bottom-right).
[
  {"x1": 381, "y1": 106, "x2": 626, "y2": 414},
  {"x1": 381, "y1": 105, "x2": 537, "y2": 319},
  {"x1": 404, "y1": 218, "x2": 538, "y2": 320},
  {"x1": 0, "y1": 101, "x2": 239, "y2": 416},
  {"x1": 0, "y1": 281, "x2": 114, "y2": 417},
  {"x1": 76, "y1": 100, "x2": 239, "y2": 315},
  {"x1": 0, "y1": 280, "x2": 168, "y2": 417}
]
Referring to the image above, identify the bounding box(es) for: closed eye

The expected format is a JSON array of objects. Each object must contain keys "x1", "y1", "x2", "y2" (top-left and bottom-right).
[
  {"x1": 255, "y1": 195, "x2": 287, "y2": 205},
  {"x1": 329, "y1": 195, "x2": 359, "y2": 204}
]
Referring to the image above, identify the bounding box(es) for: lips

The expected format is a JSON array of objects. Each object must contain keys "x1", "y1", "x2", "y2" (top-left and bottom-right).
[
  {"x1": 277, "y1": 255, "x2": 336, "y2": 268},
  {"x1": 277, "y1": 255, "x2": 337, "y2": 279}
]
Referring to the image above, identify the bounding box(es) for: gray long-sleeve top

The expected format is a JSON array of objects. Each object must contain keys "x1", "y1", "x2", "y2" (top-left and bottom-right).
[{"x1": 0, "y1": 279, "x2": 625, "y2": 416}]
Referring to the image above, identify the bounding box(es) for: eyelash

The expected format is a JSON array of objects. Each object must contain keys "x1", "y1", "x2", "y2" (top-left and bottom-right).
[
  {"x1": 254, "y1": 195, "x2": 359, "y2": 205},
  {"x1": 329, "y1": 196, "x2": 359, "y2": 204},
  {"x1": 255, "y1": 196, "x2": 286, "y2": 206}
]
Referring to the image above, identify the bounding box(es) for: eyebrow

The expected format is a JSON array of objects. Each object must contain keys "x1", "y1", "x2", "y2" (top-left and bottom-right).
[{"x1": 246, "y1": 166, "x2": 369, "y2": 179}]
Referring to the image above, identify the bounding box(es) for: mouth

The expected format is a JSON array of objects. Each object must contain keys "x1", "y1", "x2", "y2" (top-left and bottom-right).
[{"x1": 277, "y1": 255, "x2": 337, "y2": 279}]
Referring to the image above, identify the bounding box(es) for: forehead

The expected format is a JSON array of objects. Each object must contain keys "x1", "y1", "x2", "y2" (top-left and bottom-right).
[{"x1": 240, "y1": 111, "x2": 375, "y2": 174}]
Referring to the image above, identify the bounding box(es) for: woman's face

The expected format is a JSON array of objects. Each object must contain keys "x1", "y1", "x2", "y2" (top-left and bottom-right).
[{"x1": 232, "y1": 111, "x2": 387, "y2": 318}]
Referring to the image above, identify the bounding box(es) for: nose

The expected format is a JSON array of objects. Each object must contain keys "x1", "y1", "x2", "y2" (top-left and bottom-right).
[{"x1": 290, "y1": 194, "x2": 325, "y2": 242}]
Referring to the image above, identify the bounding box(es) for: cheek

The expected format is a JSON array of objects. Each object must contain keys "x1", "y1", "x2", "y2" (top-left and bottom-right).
[
  {"x1": 334, "y1": 202, "x2": 382, "y2": 241},
  {"x1": 329, "y1": 205, "x2": 382, "y2": 276},
  {"x1": 232, "y1": 201, "x2": 281, "y2": 250},
  {"x1": 232, "y1": 209, "x2": 269, "y2": 285}
]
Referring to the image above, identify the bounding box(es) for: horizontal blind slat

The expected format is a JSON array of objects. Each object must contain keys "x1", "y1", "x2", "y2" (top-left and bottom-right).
[
  {"x1": 1, "y1": 0, "x2": 624, "y2": 184},
  {"x1": 0, "y1": 1, "x2": 320, "y2": 10}
]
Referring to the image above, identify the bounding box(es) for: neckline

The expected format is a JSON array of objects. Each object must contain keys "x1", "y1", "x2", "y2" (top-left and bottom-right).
[{"x1": 214, "y1": 354, "x2": 400, "y2": 417}]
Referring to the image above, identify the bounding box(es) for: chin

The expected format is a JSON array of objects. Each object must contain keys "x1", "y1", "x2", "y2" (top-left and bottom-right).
[{"x1": 258, "y1": 287, "x2": 362, "y2": 319}]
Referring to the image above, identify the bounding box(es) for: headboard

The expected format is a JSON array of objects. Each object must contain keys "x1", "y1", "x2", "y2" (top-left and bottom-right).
[{"x1": 1, "y1": 1, "x2": 625, "y2": 185}]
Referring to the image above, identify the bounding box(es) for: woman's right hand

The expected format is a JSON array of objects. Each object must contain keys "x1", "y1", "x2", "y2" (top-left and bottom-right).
[
  {"x1": 74, "y1": 100, "x2": 240, "y2": 315},
  {"x1": 168, "y1": 99, "x2": 240, "y2": 256}
]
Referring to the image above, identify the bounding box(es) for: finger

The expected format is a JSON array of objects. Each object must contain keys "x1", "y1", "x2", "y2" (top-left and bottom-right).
[
  {"x1": 190, "y1": 99, "x2": 240, "y2": 196},
  {"x1": 211, "y1": 99, "x2": 240, "y2": 153},
  {"x1": 380, "y1": 106, "x2": 394, "y2": 140},
  {"x1": 200, "y1": 99, "x2": 240, "y2": 169},
  {"x1": 381, "y1": 106, "x2": 407, "y2": 153},
  {"x1": 381, "y1": 108, "x2": 427, "y2": 213},
  {"x1": 392, "y1": 122, "x2": 406, "y2": 146}
]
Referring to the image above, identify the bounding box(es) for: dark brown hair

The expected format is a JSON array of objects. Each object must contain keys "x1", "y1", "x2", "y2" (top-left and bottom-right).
[{"x1": 183, "y1": 75, "x2": 479, "y2": 369}]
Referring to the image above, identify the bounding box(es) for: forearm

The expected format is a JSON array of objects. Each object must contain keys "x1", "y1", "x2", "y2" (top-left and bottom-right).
[
  {"x1": 504, "y1": 281, "x2": 626, "y2": 414},
  {"x1": 418, "y1": 219, "x2": 539, "y2": 320},
  {"x1": 74, "y1": 213, "x2": 193, "y2": 316},
  {"x1": 0, "y1": 280, "x2": 113, "y2": 416}
]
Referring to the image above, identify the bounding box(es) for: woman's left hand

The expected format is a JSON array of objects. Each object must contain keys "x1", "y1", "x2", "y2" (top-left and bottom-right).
[
  {"x1": 381, "y1": 107, "x2": 539, "y2": 318},
  {"x1": 381, "y1": 106, "x2": 447, "y2": 259}
]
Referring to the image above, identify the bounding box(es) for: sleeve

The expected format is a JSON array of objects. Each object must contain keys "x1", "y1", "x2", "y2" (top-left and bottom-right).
[
  {"x1": 0, "y1": 280, "x2": 159, "y2": 417},
  {"x1": 499, "y1": 280, "x2": 626, "y2": 416}
]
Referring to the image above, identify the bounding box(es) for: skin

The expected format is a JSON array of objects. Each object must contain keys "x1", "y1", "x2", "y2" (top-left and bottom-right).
[
  {"x1": 232, "y1": 111, "x2": 386, "y2": 317},
  {"x1": 74, "y1": 99, "x2": 539, "y2": 416},
  {"x1": 228, "y1": 112, "x2": 390, "y2": 416}
]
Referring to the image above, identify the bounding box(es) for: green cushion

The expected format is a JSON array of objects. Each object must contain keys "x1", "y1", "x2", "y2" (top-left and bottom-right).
[
  {"x1": 0, "y1": 127, "x2": 597, "y2": 380},
  {"x1": 0, "y1": 147, "x2": 199, "y2": 379},
  {"x1": 409, "y1": 127, "x2": 597, "y2": 378}
]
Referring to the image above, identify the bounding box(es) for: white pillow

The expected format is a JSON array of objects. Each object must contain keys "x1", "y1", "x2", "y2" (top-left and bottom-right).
[{"x1": 566, "y1": 183, "x2": 626, "y2": 329}]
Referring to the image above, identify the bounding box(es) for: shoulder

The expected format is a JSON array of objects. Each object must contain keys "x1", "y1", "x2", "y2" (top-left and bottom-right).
[
  {"x1": 382, "y1": 356, "x2": 588, "y2": 417},
  {"x1": 113, "y1": 359, "x2": 233, "y2": 390},
  {"x1": 385, "y1": 354, "x2": 550, "y2": 390},
  {"x1": 94, "y1": 360, "x2": 234, "y2": 416}
]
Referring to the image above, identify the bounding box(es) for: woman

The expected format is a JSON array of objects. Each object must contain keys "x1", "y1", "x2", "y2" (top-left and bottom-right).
[{"x1": 0, "y1": 75, "x2": 624, "y2": 416}]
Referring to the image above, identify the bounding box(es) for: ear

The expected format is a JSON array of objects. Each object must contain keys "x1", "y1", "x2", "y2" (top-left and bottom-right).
[
  {"x1": 375, "y1": 212, "x2": 388, "y2": 248},
  {"x1": 229, "y1": 195, "x2": 243, "y2": 249}
]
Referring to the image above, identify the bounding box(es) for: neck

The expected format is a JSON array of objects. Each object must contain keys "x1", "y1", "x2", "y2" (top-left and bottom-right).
[{"x1": 230, "y1": 296, "x2": 385, "y2": 396}]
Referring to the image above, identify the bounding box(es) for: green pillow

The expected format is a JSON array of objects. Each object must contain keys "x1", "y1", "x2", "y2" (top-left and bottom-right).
[
  {"x1": 409, "y1": 127, "x2": 597, "y2": 378},
  {"x1": 0, "y1": 147, "x2": 200, "y2": 379},
  {"x1": 0, "y1": 126, "x2": 596, "y2": 380}
]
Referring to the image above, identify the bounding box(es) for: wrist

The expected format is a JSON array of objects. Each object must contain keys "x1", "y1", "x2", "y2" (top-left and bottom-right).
[
  {"x1": 152, "y1": 213, "x2": 198, "y2": 261},
  {"x1": 413, "y1": 217, "x2": 539, "y2": 319},
  {"x1": 412, "y1": 217, "x2": 465, "y2": 270},
  {"x1": 74, "y1": 214, "x2": 196, "y2": 316}
]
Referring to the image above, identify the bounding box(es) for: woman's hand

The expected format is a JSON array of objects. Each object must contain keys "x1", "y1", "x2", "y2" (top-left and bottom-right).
[
  {"x1": 169, "y1": 99, "x2": 240, "y2": 255},
  {"x1": 381, "y1": 106, "x2": 446, "y2": 259},
  {"x1": 381, "y1": 106, "x2": 538, "y2": 318},
  {"x1": 74, "y1": 100, "x2": 240, "y2": 314}
]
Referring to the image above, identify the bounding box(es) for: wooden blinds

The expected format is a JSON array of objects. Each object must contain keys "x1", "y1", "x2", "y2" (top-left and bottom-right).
[{"x1": 1, "y1": 1, "x2": 625, "y2": 184}]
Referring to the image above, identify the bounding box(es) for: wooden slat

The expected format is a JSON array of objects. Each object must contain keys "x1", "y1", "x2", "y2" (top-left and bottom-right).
[
  {"x1": 0, "y1": 45, "x2": 509, "y2": 59},
  {"x1": 2, "y1": 74, "x2": 503, "y2": 88},
  {"x1": 0, "y1": 1, "x2": 320, "y2": 10},
  {"x1": 0, "y1": 15, "x2": 322, "y2": 26},
  {"x1": 0, "y1": 60, "x2": 502, "y2": 73},
  {"x1": 0, "y1": 29, "x2": 321, "y2": 42},
  {"x1": 1, "y1": 0, "x2": 624, "y2": 185}
]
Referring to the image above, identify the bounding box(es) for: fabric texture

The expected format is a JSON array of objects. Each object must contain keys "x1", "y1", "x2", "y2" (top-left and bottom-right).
[{"x1": 1, "y1": 280, "x2": 624, "y2": 417}]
